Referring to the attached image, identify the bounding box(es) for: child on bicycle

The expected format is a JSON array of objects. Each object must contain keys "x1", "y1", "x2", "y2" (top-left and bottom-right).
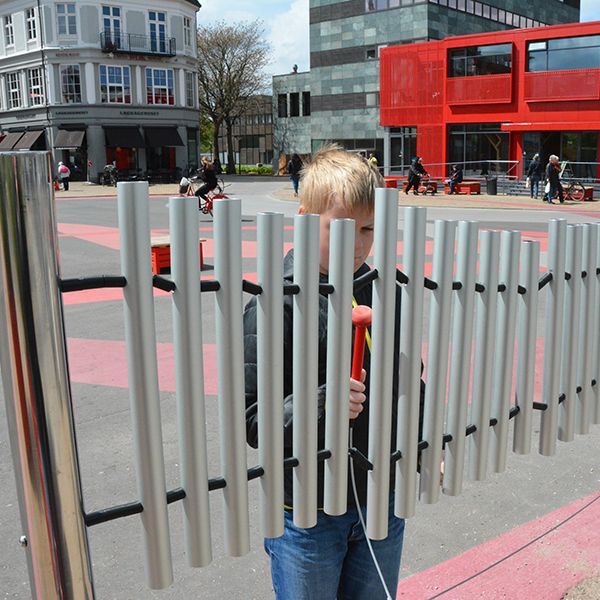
[{"x1": 243, "y1": 145, "x2": 422, "y2": 599}]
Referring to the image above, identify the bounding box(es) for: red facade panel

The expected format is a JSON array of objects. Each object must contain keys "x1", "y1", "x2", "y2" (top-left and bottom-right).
[
  {"x1": 524, "y1": 69, "x2": 600, "y2": 102},
  {"x1": 446, "y1": 74, "x2": 513, "y2": 105}
]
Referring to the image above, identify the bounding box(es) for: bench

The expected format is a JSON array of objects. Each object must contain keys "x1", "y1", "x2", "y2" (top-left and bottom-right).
[
  {"x1": 444, "y1": 181, "x2": 481, "y2": 195},
  {"x1": 384, "y1": 176, "x2": 404, "y2": 189},
  {"x1": 151, "y1": 235, "x2": 206, "y2": 275},
  {"x1": 583, "y1": 186, "x2": 594, "y2": 201}
]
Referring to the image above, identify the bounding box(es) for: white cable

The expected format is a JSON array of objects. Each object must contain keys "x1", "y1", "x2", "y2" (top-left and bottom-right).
[{"x1": 349, "y1": 428, "x2": 393, "y2": 600}]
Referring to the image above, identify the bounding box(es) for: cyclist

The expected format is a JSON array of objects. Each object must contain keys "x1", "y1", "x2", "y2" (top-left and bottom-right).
[{"x1": 195, "y1": 157, "x2": 219, "y2": 208}]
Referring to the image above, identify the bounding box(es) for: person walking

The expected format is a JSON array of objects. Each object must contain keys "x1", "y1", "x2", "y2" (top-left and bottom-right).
[
  {"x1": 526, "y1": 153, "x2": 543, "y2": 199},
  {"x1": 287, "y1": 153, "x2": 303, "y2": 197},
  {"x1": 544, "y1": 154, "x2": 563, "y2": 204},
  {"x1": 57, "y1": 161, "x2": 71, "y2": 191},
  {"x1": 405, "y1": 156, "x2": 428, "y2": 195},
  {"x1": 368, "y1": 153, "x2": 379, "y2": 169}
]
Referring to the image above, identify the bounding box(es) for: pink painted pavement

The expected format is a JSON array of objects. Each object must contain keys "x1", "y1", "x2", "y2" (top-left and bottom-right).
[{"x1": 397, "y1": 492, "x2": 600, "y2": 599}]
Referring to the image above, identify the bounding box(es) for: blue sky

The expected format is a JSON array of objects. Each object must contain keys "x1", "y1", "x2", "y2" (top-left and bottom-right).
[{"x1": 199, "y1": 0, "x2": 600, "y2": 77}]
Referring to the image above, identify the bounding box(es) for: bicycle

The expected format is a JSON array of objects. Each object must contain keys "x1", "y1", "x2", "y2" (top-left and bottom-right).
[
  {"x1": 179, "y1": 175, "x2": 228, "y2": 216},
  {"x1": 546, "y1": 180, "x2": 586, "y2": 203}
]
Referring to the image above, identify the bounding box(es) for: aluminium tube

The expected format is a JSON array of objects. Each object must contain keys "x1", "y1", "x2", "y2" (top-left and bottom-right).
[
  {"x1": 366, "y1": 188, "x2": 398, "y2": 539},
  {"x1": 213, "y1": 197, "x2": 250, "y2": 555},
  {"x1": 292, "y1": 213, "x2": 321, "y2": 529},
  {"x1": 257, "y1": 212, "x2": 285, "y2": 538},
  {"x1": 468, "y1": 230, "x2": 500, "y2": 482},
  {"x1": 594, "y1": 223, "x2": 600, "y2": 425},
  {"x1": 117, "y1": 182, "x2": 173, "y2": 588},
  {"x1": 490, "y1": 231, "x2": 521, "y2": 474},
  {"x1": 513, "y1": 240, "x2": 541, "y2": 455},
  {"x1": 395, "y1": 206, "x2": 426, "y2": 518},
  {"x1": 576, "y1": 223, "x2": 598, "y2": 435},
  {"x1": 539, "y1": 219, "x2": 567, "y2": 456},
  {"x1": 169, "y1": 196, "x2": 212, "y2": 567},
  {"x1": 558, "y1": 225, "x2": 582, "y2": 443},
  {"x1": 443, "y1": 221, "x2": 478, "y2": 496},
  {"x1": 419, "y1": 220, "x2": 456, "y2": 504},
  {"x1": 324, "y1": 219, "x2": 355, "y2": 516},
  {"x1": 0, "y1": 152, "x2": 94, "y2": 599}
]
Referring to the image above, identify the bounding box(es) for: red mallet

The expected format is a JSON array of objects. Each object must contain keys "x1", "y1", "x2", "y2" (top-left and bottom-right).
[{"x1": 351, "y1": 305, "x2": 372, "y2": 380}]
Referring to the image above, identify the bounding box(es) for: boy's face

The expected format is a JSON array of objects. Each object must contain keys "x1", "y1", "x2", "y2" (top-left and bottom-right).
[{"x1": 315, "y1": 194, "x2": 374, "y2": 275}]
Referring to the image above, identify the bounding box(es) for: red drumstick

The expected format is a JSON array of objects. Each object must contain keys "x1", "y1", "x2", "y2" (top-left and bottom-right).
[{"x1": 351, "y1": 305, "x2": 372, "y2": 380}]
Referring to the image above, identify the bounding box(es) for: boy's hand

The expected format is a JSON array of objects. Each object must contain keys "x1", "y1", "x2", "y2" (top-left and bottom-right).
[{"x1": 349, "y1": 369, "x2": 367, "y2": 420}]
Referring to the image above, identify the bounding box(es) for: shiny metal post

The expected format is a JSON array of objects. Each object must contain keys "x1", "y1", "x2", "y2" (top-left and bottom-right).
[
  {"x1": 0, "y1": 152, "x2": 94, "y2": 599},
  {"x1": 292, "y1": 213, "x2": 321, "y2": 528},
  {"x1": 443, "y1": 221, "x2": 478, "y2": 496},
  {"x1": 469, "y1": 230, "x2": 500, "y2": 481},
  {"x1": 540, "y1": 219, "x2": 567, "y2": 456},
  {"x1": 513, "y1": 240, "x2": 541, "y2": 455},
  {"x1": 169, "y1": 196, "x2": 212, "y2": 567},
  {"x1": 594, "y1": 223, "x2": 600, "y2": 425},
  {"x1": 324, "y1": 219, "x2": 355, "y2": 516},
  {"x1": 395, "y1": 206, "x2": 426, "y2": 518},
  {"x1": 367, "y1": 188, "x2": 398, "y2": 539},
  {"x1": 490, "y1": 231, "x2": 521, "y2": 473},
  {"x1": 576, "y1": 223, "x2": 598, "y2": 434},
  {"x1": 257, "y1": 212, "x2": 285, "y2": 537},
  {"x1": 558, "y1": 225, "x2": 582, "y2": 442},
  {"x1": 420, "y1": 220, "x2": 456, "y2": 503},
  {"x1": 213, "y1": 197, "x2": 250, "y2": 555},
  {"x1": 117, "y1": 182, "x2": 173, "y2": 588}
]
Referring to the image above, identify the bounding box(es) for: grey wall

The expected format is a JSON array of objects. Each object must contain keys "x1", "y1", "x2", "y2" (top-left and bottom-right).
[
  {"x1": 126, "y1": 11, "x2": 146, "y2": 37},
  {"x1": 171, "y1": 15, "x2": 184, "y2": 51},
  {"x1": 80, "y1": 6, "x2": 100, "y2": 45}
]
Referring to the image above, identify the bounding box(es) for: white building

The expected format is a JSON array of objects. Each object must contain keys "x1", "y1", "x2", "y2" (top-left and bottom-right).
[{"x1": 0, "y1": 0, "x2": 200, "y2": 182}]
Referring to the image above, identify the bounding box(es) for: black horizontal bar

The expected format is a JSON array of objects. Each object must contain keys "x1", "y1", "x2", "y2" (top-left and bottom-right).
[
  {"x1": 348, "y1": 447, "x2": 373, "y2": 471},
  {"x1": 518, "y1": 285, "x2": 527, "y2": 295},
  {"x1": 354, "y1": 268, "x2": 378, "y2": 292},
  {"x1": 208, "y1": 477, "x2": 226, "y2": 491},
  {"x1": 452, "y1": 281, "x2": 462, "y2": 291},
  {"x1": 167, "y1": 487, "x2": 186, "y2": 504},
  {"x1": 200, "y1": 280, "x2": 220, "y2": 292},
  {"x1": 390, "y1": 449, "x2": 402, "y2": 464},
  {"x1": 85, "y1": 501, "x2": 143, "y2": 527},
  {"x1": 284, "y1": 283, "x2": 300, "y2": 295},
  {"x1": 396, "y1": 270, "x2": 409, "y2": 285},
  {"x1": 565, "y1": 272, "x2": 572, "y2": 281},
  {"x1": 466, "y1": 424, "x2": 477, "y2": 436},
  {"x1": 489, "y1": 418, "x2": 498, "y2": 427},
  {"x1": 509, "y1": 406, "x2": 521, "y2": 419},
  {"x1": 497, "y1": 284, "x2": 506, "y2": 293},
  {"x1": 581, "y1": 270, "x2": 587, "y2": 279},
  {"x1": 60, "y1": 275, "x2": 126, "y2": 293},
  {"x1": 424, "y1": 277, "x2": 438, "y2": 290},
  {"x1": 242, "y1": 280, "x2": 263, "y2": 295},
  {"x1": 319, "y1": 283, "x2": 335, "y2": 295},
  {"x1": 248, "y1": 466, "x2": 265, "y2": 481},
  {"x1": 559, "y1": 393, "x2": 566, "y2": 404},
  {"x1": 475, "y1": 283, "x2": 485, "y2": 293},
  {"x1": 593, "y1": 379, "x2": 597, "y2": 387},
  {"x1": 418, "y1": 440, "x2": 428, "y2": 452},
  {"x1": 533, "y1": 402, "x2": 547, "y2": 411},
  {"x1": 538, "y1": 272, "x2": 553, "y2": 290},
  {"x1": 153, "y1": 275, "x2": 175, "y2": 292}
]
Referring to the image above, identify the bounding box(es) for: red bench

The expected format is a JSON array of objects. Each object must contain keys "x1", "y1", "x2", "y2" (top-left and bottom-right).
[
  {"x1": 384, "y1": 176, "x2": 404, "y2": 189},
  {"x1": 444, "y1": 181, "x2": 481, "y2": 195},
  {"x1": 151, "y1": 236, "x2": 206, "y2": 274}
]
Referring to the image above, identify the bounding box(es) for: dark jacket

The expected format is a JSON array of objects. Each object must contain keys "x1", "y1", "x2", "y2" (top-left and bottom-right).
[
  {"x1": 450, "y1": 167, "x2": 463, "y2": 183},
  {"x1": 287, "y1": 157, "x2": 302, "y2": 178},
  {"x1": 200, "y1": 163, "x2": 218, "y2": 187},
  {"x1": 545, "y1": 162, "x2": 560, "y2": 185},
  {"x1": 243, "y1": 250, "x2": 424, "y2": 509},
  {"x1": 409, "y1": 159, "x2": 427, "y2": 178},
  {"x1": 527, "y1": 159, "x2": 543, "y2": 179}
]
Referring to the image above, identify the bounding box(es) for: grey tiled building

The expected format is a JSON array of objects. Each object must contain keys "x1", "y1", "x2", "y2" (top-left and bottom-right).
[{"x1": 273, "y1": 0, "x2": 580, "y2": 163}]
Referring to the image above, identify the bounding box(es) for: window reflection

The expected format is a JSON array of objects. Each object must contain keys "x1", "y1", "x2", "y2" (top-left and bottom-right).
[{"x1": 527, "y1": 35, "x2": 600, "y2": 71}]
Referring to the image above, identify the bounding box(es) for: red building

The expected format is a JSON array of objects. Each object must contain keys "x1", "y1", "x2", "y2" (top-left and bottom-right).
[{"x1": 379, "y1": 21, "x2": 600, "y2": 180}]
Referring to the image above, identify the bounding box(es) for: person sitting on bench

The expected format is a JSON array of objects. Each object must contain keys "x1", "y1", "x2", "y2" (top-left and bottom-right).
[{"x1": 447, "y1": 164, "x2": 463, "y2": 194}]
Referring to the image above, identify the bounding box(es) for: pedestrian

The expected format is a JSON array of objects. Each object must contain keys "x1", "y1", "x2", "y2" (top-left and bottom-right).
[
  {"x1": 447, "y1": 164, "x2": 463, "y2": 195},
  {"x1": 368, "y1": 152, "x2": 379, "y2": 169},
  {"x1": 526, "y1": 153, "x2": 543, "y2": 199},
  {"x1": 405, "y1": 156, "x2": 428, "y2": 195},
  {"x1": 195, "y1": 156, "x2": 218, "y2": 208},
  {"x1": 544, "y1": 154, "x2": 563, "y2": 204},
  {"x1": 243, "y1": 144, "x2": 425, "y2": 600},
  {"x1": 57, "y1": 161, "x2": 71, "y2": 191},
  {"x1": 287, "y1": 153, "x2": 303, "y2": 197}
]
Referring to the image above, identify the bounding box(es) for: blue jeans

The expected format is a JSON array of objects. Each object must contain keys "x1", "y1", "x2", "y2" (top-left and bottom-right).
[
  {"x1": 264, "y1": 496, "x2": 405, "y2": 600},
  {"x1": 291, "y1": 175, "x2": 300, "y2": 195}
]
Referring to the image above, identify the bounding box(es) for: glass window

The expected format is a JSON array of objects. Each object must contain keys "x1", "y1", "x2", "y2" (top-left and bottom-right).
[
  {"x1": 99, "y1": 65, "x2": 131, "y2": 104},
  {"x1": 28, "y1": 68, "x2": 44, "y2": 105},
  {"x1": 366, "y1": 92, "x2": 379, "y2": 107},
  {"x1": 56, "y1": 3, "x2": 77, "y2": 36},
  {"x1": 149, "y1": 11, "x2": 167, "y2": 53},
  {"x1": 448, "y1": 123, "x2": 509, "y2": 177},
  {"x1": 277, "y1": 94, "x2": 287, "y2": 118},
  {"x1": 466, "y1": 0, "x2": 474, "y2": 13},
  {"x1": 474, "y1": 2, "x2": 482, "y2": 16},
  {"x1": 145, "y1": 68, "x2": 175, "y2": 104},
  {"x1": 302, "y1": 91, "x2": 311, "y2": 116},
  {"x1": 6, "y1": 72, "x2": 21, "y2": 108},
  {"x1": 490, "y1": 7, "x2": 497, "y2": 21},
  {"x1": 185, "y1": 72, "x2": 195, "y2": 107},
  {"x1": 183, "y1": 17, "x2": 192, "y2": 47},
  {"x1": 4, "y1": 15, "x2": 14, "y2": 46},
  {"x1": 60, "y1": 64, "x2": 81, "y2": 103},
  {"x1": 482, "y1": 5, "x2": 490, "y2": 18},
  {"x1": 26, "y1": 8, "x2": 37, "y2": 41},
  {"x1": 366, "y1": 47, "x2": 377, "y2": 60},
  {"x1": 289, "y1": 92, "x2": 300, "y2": 117},
  {"x1": 449, "y1": 43, "x2": 512, "y2": 77},
  {"x1": 527, "y1": 35, "x2": 600, "y2": 72}
]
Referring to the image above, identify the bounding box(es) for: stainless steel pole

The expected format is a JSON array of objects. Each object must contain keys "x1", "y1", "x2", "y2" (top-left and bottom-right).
[
  {"x1": 117, "y1": 182, "x2": 173, "y2": 588},
  {"x1": 594, "y1": 223, "x2": 600, "y2": 425},
  {"x1": 0, "y1": 151, "x2": 94, "y2": 599},
  {"x1": 169, "y1": 196, "x2": 212, "y2": 567},
  {"x1": 257, "y1": 212, "x2": 285, "y2": 538},
  {"x1": 367, "y1": 188, "x2": 398, "y2": 539},
  {"x1": 324, "y1": 219, "x2": 355, "y2": 516}
]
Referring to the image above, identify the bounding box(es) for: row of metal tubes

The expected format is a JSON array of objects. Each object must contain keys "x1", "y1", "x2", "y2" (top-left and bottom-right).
[{"x1": 58, "y1": 268, "x2": 600, "y2": 296}]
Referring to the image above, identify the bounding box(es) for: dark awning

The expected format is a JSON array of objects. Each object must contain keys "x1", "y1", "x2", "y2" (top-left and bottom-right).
[
  {"x1": 13, "y1": 130, "x2": 46, "y2": 150},
  {"x1": 144, "y1": 127, "x2": 184, "y2": 147},
  {"x1": 104, "y1": 126, "x2": 145, "y2": 148},
  {"x1": 0, "y1": 132, "x2": 25, "y2": 150},
  {"x1": 54, "y1": 130, "x2": 85, "y2": 149}
]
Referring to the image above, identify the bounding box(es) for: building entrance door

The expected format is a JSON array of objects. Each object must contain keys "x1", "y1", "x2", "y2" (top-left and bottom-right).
[{"x1": 390, "y1": 127, "x2": 416, "y2": 175}]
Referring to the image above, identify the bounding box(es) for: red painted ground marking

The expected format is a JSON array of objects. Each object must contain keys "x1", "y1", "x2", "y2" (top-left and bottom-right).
[
  {"x1": 397, "y1": 492, "x2": 600, "y2": 600},
  {"x1": 58, "y1": 223, "x2": 122, "y2": 250},
  {"x1": 62, "y1": 287, "x2": 170, "y2": 306},
  {"x1": 67, "y1": 338, "x2": 218, "y2": 395}
]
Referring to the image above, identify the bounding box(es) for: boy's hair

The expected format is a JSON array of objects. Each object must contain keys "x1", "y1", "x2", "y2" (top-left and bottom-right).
[{"x1": 299, "y1": 144, "x2": 383, "y2": 214}]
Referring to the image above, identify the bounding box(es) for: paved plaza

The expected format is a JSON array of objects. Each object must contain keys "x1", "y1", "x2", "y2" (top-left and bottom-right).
[{"x1": 1, "y1": 178, "x2": 599, "y2": 599}]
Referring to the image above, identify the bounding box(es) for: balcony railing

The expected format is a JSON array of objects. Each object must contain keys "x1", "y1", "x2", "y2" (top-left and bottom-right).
[{"x1": 100, "y1": 31, "x2": 176, "y2": 57}]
